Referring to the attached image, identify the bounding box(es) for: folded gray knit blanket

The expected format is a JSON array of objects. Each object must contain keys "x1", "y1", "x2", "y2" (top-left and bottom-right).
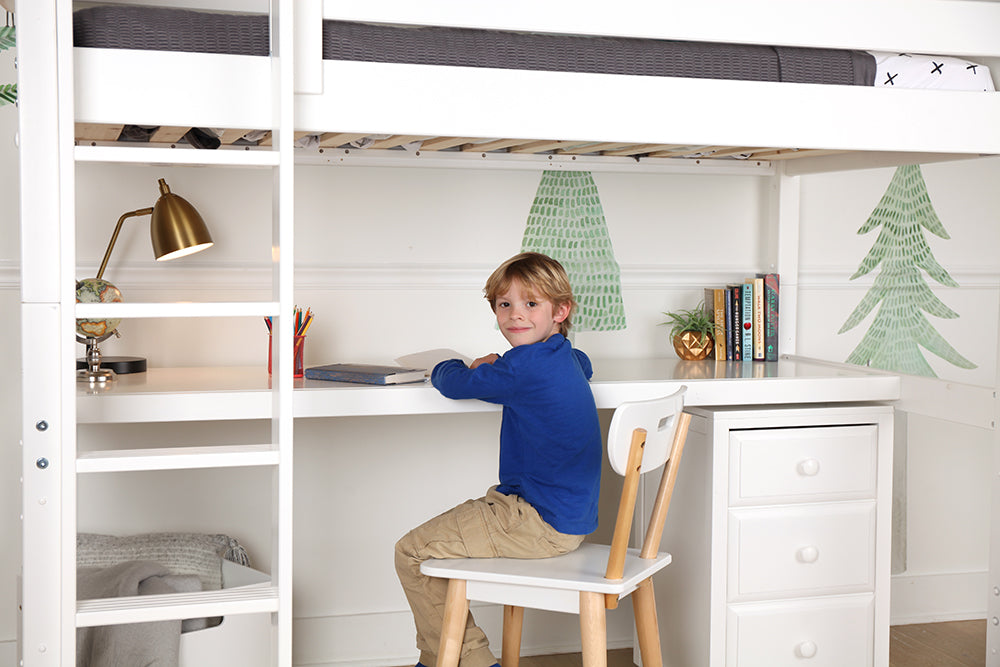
[
  {"x1": 76, "y1": 561, "x2": 201, "y2": 667},
  {"x1": 77, "y1": 532, "x2": 250, "y2": 590}
]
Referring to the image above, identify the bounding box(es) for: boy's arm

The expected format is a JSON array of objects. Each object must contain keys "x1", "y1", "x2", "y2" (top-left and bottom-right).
[{"x1": 431, "y1": 356, "x2": 516, "y2": 403}]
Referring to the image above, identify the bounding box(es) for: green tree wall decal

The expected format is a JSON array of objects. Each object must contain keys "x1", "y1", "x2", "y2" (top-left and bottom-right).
[
  {"x1": 839, "y1": 164, "x2": 975, "y2": 377},
  {"x1": 0, "y1": 25, "x2": 15, "y2": 106},
  {"x1": 521, "y1": 170, "x2": 626, "y2": 331}
]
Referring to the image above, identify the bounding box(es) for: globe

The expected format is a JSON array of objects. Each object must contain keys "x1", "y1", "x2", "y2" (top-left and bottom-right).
[{"x1": 76, "y1": 277, "x2": 123, "y2": 338}]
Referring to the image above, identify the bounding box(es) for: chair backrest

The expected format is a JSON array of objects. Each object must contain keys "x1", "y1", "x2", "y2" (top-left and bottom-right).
[
  {"x1": 604, "y1": 387, "x2": 690, "y2": 588},
  {"x1": 606, "y1": 387, "x2": 687, "y2": 476}
]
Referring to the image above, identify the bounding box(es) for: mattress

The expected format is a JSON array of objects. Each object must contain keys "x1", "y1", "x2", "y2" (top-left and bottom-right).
[{"x1": 73, "y1": 6, "x2": 877, "y2": 87}]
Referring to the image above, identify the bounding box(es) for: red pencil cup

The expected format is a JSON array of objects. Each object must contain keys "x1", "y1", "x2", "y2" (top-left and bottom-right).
[{"x1": 268, "y1": 334, "x2": 305, "y2": 378}]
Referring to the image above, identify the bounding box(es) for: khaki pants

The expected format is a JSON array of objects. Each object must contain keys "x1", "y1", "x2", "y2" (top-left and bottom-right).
[{"x1": 394, "y1": 486, "x2": 585, "y2": 667}]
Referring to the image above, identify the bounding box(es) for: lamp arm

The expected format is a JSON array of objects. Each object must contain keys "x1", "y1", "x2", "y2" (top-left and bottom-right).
[{"x1": 95, "y1": 207, "x2": 154, "y2": 280}]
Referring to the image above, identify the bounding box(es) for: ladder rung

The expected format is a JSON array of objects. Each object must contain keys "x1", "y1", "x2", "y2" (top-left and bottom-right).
[
  {"x1": 75, "y1": 301, "x2": 280, "y2": 319},
  {"x1": 77, "y1": 444, "x2": 280, "y2": 473},
  {"x1": 77, "y1": 585, "x2": 278, "y2": 627}
]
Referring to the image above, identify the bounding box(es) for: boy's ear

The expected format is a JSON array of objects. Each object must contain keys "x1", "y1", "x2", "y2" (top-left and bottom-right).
[{"x1": 553, "y1": 301, "x2": 571, "y2": 323}]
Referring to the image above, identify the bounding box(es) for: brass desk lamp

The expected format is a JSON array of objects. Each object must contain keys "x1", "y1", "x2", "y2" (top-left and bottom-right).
[{"x1": 77, "y1": 178, "x2": 214, "y2": 383}]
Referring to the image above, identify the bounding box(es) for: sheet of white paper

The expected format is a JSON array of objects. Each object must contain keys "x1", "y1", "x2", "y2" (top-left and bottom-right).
[{"x1": 395, "y1": 348, "x2": 472, "y2": 375}]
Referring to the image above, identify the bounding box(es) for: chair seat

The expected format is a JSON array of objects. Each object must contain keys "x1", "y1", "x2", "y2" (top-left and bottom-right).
[{"x1": 421, "y1": 543, "x2": 672, "y2": 596}]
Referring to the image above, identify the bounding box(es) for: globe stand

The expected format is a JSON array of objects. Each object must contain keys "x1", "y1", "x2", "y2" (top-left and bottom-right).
[
  {"x1": 76, "y1": 333, "x2": 116, "y2": 383},
  {"x1": 74, "y1": 330, "x2": 150, "y2": 381}
]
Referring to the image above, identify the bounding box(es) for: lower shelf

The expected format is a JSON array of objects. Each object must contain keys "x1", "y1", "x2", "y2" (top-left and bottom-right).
[{"x1": 76, "y1": 562, "x2": 276, "y2": 627}]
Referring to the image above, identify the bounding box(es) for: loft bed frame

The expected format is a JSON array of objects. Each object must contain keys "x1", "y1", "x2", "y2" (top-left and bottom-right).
[
  {"x1": 70, "y1": 0, "x2": 1000, "y2": 175},
  {"x1": 19, "y1": 1, "x2": 1000, "y2": 666}
]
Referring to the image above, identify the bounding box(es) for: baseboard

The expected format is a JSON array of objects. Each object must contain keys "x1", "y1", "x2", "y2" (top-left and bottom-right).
[
  {"x1": 291, "y1": 603, "x2": 634, "y2": 667},
  {"x1": 891, "y1": 571, "x2": 989, "y2": 625}
]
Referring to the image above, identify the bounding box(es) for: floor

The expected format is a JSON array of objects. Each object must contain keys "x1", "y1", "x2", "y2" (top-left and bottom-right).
[
  {"x1": 398, "y1": 620, "x2": 986, "y2": 666},
  {"x1": 889, "y1": 620, "x2": 986, "y2": 667}
]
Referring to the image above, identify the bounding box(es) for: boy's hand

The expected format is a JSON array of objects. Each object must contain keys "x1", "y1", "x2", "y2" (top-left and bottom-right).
[{"x1": 470, "y1": 353, "x2": 500, "y2": 369}]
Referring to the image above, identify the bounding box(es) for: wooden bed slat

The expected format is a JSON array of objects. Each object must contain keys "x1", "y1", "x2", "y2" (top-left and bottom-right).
[
  {"x1": 219, "y1": 129, "x2": 254, "y2": 145},
  {"x1": 601, "y1": 144, "x2": 689, "y2": 157},
  {"x1": 75, "y1": 123, "x2": 125, "y2": 143},
  {"x1": 318, "y1": 132, "x2": 372, "y2": 147},
  {"x1": 644, "y1": 145, "x2": 717, "y2": 158},
  {"x1": 462, "y1": 138, "x2": 535, "y2": 152},
  {"x1": 556, "y1": 142, "x2": 639, "y2": 155},
  {"x1": 508, "y1": 140, "x2": 593, "y2": 153},
  {"x1": 417, "y1": 136, "x2": 485, "y2": 151},
  {"x1": 148, "y1": 126, "x2": 191, "y2": 144},
  {"x1": 367, "y1": 135, "x2": 433, "y2": 149}
]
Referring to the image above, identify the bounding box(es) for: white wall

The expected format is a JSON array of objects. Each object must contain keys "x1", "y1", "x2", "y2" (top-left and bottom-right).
[{"x1": 6, "y1": 77, "x2": 1000, "y2": 660}]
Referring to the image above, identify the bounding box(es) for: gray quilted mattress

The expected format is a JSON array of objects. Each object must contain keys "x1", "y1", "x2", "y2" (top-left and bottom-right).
[{"x1": 73, "y1": 6, "x2": 876, "y2": 86}]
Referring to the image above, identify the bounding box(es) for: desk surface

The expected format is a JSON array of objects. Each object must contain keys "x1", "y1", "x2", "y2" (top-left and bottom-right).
[{"x1": 76, "y1": 355, "x2": 900, "y2": 424}]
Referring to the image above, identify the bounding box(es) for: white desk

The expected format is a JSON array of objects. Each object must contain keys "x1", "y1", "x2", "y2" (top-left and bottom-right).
[{"x1": 77, "y1": 355, "x2": 900, "y2": 423}]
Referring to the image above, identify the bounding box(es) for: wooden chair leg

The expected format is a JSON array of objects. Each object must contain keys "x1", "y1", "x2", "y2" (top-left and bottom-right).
[
  {"x1": 579, "y1": 591, "x2": 608, "y2": 667},
  {"x1": 502, "y1": 604, "x2": 524, "y2": 667},
  {"x1": 437, "y1": 579, "x2": 469, "y2": 667},
  {"x1": 632, "y1": 578, "x2": 663, "y2": 667}
]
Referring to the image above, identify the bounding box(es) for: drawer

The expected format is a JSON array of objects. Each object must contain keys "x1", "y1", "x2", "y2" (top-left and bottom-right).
[
  {"x1": 727, "y1": 595, "x2": 874, "y2": 667},
  {"x1": 729, "y1": 501, "x2": 875, "y2": 599},
  {"x1": 729, "y1": 425, "x2": 877, "y2": 504}
]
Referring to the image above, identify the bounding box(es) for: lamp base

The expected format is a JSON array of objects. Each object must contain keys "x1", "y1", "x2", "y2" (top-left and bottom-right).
[{"x1": 76, "y1": 356, "x2": 147, "y2": 374}]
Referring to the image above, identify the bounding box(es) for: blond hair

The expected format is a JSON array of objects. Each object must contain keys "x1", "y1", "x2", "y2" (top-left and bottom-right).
[{"x1": 484, "y1": 252, "x2": 576, "y2": 336}]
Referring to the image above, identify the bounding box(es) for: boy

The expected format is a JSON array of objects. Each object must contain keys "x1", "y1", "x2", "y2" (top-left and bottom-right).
[{"x1": 394, "y1": 252, "x2": 602, "y2": 667}]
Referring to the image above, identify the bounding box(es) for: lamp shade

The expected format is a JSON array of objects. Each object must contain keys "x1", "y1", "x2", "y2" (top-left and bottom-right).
[{"x1": 150, "y1": 178, "x2": 214, "y2": 261}]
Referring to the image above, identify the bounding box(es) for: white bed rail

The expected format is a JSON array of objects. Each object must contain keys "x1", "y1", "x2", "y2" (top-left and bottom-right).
[{"x1": 295, "y1": 60, "x2": 1000, "y2": 157}]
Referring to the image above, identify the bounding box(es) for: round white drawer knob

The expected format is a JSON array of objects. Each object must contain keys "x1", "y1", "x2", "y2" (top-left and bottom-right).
[
  {"x1": 797, "y1": 545, "x2": 820, "y2": 563},
  {"x1": 797, "y1": 458, "x2": 820, "y2": 476},
  {"x1": 796, "y1": 640, "x2": 817, "y2": 658}
]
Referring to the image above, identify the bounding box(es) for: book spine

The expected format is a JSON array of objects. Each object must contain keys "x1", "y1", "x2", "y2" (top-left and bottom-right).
[
  {"x1": 740, "y1": 282, "x2": 753, "y2": 359},
  {"x1": 711, "y1": 287, "x2": 727, "y2": 361},
  {"x1": 760, "y1": 273, "x2": 780, "y2": 361},
  {"x1": 729, "y1": 284, "x2": 741, "y2": 361},
  {"x1": 703, "y1": 288, "x2": 717, "y2": 360},
  {"x1": 752, "y1": 277, "x2": 764, "y2": 360},
  {"x1": 723, "y1": 287, "x2": 734, "y2": 360}
]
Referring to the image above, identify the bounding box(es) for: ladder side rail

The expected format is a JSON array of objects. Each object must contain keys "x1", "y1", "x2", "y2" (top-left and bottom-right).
[
  {"x1": 56, "y1": 1, "x2": 80, "y2": 664},
  {"x1": 19, "y1": 1, "x2": 79, "y2": 665},
  {"x1": 272, "y1": 1, "x2": 296, "y2": 665}
]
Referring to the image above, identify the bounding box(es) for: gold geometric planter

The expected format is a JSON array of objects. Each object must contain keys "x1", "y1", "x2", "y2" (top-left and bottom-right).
[{"x1": 672, "y1": 331, "x2": 714, "y2": 361}]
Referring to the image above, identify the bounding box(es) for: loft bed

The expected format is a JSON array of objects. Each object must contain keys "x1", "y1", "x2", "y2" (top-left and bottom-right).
[
  {"x1": 69, "y1": 1, "x2": 1000, "y2": 173},
  {"x1": 25, "y1": 2, "x2": 1000, "y2": 666}
]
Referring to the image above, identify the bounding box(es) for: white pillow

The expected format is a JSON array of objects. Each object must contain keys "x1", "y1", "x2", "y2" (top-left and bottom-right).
[{"x1": 869, "y1": 51, "x2": 996, "y2": 91}]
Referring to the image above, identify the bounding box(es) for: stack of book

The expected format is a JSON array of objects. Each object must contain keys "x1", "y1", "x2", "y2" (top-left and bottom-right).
[{"x1": 703, "y1": 274, "x2": 779, "y2": 362}]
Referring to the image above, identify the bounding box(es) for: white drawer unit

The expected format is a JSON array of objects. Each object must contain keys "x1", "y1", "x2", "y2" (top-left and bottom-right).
[{"x1": 645, "y1": 403, "x2": 893, "y2": 667}]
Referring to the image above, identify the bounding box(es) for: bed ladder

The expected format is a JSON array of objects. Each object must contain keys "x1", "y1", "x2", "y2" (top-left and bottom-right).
[{"x1": 18, "y1": 1, "x2": 295, "y2": 665}]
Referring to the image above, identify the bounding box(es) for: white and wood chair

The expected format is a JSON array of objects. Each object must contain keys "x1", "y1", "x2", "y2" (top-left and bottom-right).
[{"x1": 420, "y1": 388, "x2": 691, "y2": 667}]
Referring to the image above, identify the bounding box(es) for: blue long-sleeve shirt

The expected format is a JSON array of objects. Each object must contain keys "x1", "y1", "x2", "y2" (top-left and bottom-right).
[{"x1": 431, "y1": 334, "x2": 601, "y2": 535}]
